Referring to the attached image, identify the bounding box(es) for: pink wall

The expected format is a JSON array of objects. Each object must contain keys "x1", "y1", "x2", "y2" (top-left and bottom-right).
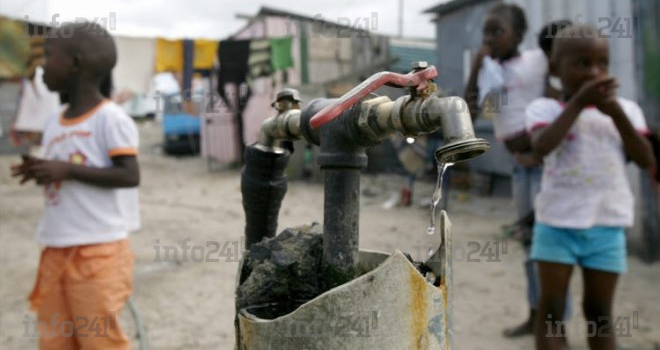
[{"x1": 201, "y1": 84, "x2": 237, "y2": 163}]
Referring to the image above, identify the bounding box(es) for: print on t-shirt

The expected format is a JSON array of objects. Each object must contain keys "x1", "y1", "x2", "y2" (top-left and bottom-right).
[{"x1": 44, "y1": 150, "x2": 87, "y2": 207}]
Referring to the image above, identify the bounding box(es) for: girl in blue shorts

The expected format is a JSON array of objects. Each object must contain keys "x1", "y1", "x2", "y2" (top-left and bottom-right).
[{"x1": 526, "y1": 25, "x2": 655, "y2": 350}]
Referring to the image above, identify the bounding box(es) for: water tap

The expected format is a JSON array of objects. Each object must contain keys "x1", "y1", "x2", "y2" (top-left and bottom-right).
[
  {"x1": 308, "y1": 66, "x2": 489, "y2": 164},
  {"x1": 256, "y1": 88, "x2": 304, "y2": 153}
]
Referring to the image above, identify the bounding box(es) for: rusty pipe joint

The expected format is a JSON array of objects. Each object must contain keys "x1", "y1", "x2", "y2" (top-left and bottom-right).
[
  {"x1": 255, "y1": 109, "x2": 303, "y2": 153},
  {"x1": 359, "y1": 95, "x2": 474, "y2": 138}
]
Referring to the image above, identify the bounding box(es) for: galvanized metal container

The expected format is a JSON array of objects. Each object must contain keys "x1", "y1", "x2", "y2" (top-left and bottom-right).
[{"x1": 236, "y1": 211, "x2": 453, "y2": 350}]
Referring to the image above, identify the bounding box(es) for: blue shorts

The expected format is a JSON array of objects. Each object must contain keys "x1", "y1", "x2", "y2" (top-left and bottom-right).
[{"x1": 531, "y1": 223, "x2": 627, "y2": 273}]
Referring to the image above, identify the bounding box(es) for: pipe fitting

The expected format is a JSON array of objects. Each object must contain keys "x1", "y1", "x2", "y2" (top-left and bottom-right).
[{"x1": 256, "y1": 109, "x2": 302, "y2": 153}]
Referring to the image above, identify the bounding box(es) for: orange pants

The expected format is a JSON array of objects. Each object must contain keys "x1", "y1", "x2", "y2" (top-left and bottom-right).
[{"x1": 28, "y1": 239, "x2": 134, "y2": 350}]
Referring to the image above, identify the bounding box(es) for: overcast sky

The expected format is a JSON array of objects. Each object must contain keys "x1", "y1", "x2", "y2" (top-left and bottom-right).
[{"x1": 1, "y1": 0, "x2": 449, "y2": 39}]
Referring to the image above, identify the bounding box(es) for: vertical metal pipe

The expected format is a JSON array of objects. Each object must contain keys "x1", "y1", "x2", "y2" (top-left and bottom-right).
[
  {"x1": 322, "y1": 169, "x2": 361, "y2": 285},
  {"x1": 317, "y1": 108, "x2": 367, "y2": 287}
]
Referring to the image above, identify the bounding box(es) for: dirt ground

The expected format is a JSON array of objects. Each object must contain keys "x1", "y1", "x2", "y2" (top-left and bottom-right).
[{"x1": 1, "y1": 122, "x2": 659, "y2": 350}]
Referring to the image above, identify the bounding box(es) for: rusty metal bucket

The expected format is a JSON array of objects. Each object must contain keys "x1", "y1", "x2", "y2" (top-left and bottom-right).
[{"x1": 236, "y1": 211, "x2": 454, "y2": 350}]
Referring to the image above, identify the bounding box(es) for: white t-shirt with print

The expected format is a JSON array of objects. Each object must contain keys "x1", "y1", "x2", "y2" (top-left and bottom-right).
[
  {"x1": 37, "y1": 100, "x2": 140, "y2": 247},
  {"x1": 478, "y1": 49, "x2": 548, "y2": 140},
  {"x1": 525, "y1": 97, "x2": 650, "y2": 229}
]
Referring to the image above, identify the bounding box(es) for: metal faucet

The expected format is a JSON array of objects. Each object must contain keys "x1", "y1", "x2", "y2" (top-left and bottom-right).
[
  {"x1": 249, "y1": 62, "x2": 489, "y2": 286},
  {"x1": 256, "y1": 89, "x2": 303, "y2": 153}
]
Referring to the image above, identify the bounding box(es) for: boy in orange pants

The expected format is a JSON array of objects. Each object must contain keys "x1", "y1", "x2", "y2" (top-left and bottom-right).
[{"x1": 12, "y1": 22, "x2": 139, "y2": 350}]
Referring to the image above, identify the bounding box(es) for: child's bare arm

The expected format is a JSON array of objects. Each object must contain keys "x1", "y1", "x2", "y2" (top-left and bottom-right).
[
  {"x1": 28, "y1": 155, "x2": 140, "y2": 188},
  {"x1": 531, "y1": 98, "x2": 583, "y2": 158},
  {"x1": 464, "y1": 45, "x2": 491, "y2": 119},
  {"x1": 599, "y1": 100, "x2": 655, "y2": 170},
  {"x1": 532, "y1": 77, "x2": 615, "y2": 158}
]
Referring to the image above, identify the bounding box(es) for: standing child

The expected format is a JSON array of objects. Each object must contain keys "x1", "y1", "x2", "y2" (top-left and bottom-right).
[
  {"x1": 11, "y1": 22, "x2": 139, "y2": 350},
  {"x1": 464, "y1": 3, "x2": 550, "y2": 337},
  {"x1": 527, "y1": 25, "x2": 655, "y2": 350}
]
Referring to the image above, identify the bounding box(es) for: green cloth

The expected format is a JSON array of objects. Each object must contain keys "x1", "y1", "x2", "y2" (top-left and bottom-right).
[
  {"x1": 0, "y1": 18, "x2": 30, "y2": 79},
  {"x1": 269, "y1": 37, "x2": 294, "y2": 71}
]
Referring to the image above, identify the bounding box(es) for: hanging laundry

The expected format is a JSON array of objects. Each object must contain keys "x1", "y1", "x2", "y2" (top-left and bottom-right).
[
  {"x1": 182, "y1": 39, "x2": 194, "y2": 93},
  {"x1": 247, "y1": 39, "x2": 272, "y2": 82},
  {"x1": 217, "y1": 39, "x2": 251, "y2": 107},
  {"x1": 25, "y1": 37, "x2": 46, "y2": 79},
  {"x1": 113, "y1": 36, "x2": 156, "y2": 94},
  {"x1": 14, "y1": 66, "x2": 61, "y2": 133},
  {"x1": 270, "y1": 37, "x2": 294, "y2": 71},
  {"x1": 194, "y1": 40, "x2": 218, "y2": 70},
  {"x1": 155, "y1": 38, "x2": 183, "y2": 73},
  {"x1": 0, "y1": 18, "x2": 30, "y2": 79}
]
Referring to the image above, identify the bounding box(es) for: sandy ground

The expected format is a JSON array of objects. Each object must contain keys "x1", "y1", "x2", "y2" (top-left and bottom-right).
[{"x1": 1, "y1": 122, "x2": 659, "y2": 350}]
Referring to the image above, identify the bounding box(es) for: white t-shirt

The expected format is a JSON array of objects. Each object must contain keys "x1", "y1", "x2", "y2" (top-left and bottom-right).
[
  {"x1": 37, "y1": 100, "x2": 140, "y2": 247},
  {"x1": 478, "y1": 49, "x2": 547, "y2": 140},
  {"x1": 526, "y1": 97, "x2": 650, "y2": 229}
]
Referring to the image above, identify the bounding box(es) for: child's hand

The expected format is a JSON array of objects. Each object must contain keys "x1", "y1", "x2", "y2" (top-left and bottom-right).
[
  {"x1": 478, "y1": 44, "x2": 492, "y2": 59},
  {"x1": 27, "y1": 160, "x2": 72, "y2": 185},
  {"x1": 595, "y1": 79, "x2": 623, "y2": 117},
  {"x1": 10, "y1": 155, "x2": 37, "y2": 184},
  {"x1": 597, "y1": 97, "x2": 624, "y2": 118},
  {"x1": 573, "y1": 77, "x2": 617, "y2": 107},
  {"x1": 475, "y1": 45, "x2": 492, "y2": 68}
]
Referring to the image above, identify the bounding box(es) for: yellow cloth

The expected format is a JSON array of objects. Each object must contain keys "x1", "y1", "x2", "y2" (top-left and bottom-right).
[
  {"x1": 193, "y1": 40, "x2": 218, "y2": 70},
  {"x1": 155, "y1": 38, "x2": 183, "y2": 72}
]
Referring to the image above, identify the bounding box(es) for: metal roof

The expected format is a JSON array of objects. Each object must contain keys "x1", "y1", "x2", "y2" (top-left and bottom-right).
[
  {"x1": 424, "y1": 0, "x2": 496, "y2": 16},
  {"x1": 257, "y1": 6, "x2": 370, "y2": 32}
]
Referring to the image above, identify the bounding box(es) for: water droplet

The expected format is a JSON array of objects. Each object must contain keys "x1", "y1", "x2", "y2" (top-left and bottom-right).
[{"x1": 427, "y1": 226, "x2": 435, "y2": 235}]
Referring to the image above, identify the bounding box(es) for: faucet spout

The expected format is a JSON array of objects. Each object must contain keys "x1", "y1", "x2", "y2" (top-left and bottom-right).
[
  {"x1": 354, "y1": 94, "x2": 489, "y2": 162},
  {"x1": 423, "y1": 96, "x2": 490, "y2": 164}
]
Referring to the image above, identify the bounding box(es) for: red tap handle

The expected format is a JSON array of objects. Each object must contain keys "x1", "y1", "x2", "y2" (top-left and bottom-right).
[{"x1": 309, "y1": 66, "x2": 438, "y2": 129}]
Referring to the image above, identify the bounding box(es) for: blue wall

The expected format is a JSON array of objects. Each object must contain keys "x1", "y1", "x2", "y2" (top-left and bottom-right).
[{"x1": 389, "y1": 45, "x2": 436, "y2": 73}]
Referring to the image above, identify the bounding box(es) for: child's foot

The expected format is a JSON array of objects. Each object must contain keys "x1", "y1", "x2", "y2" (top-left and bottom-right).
[{"x1": 502, "y1": 318, "x2": 534, "y2": 337}]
